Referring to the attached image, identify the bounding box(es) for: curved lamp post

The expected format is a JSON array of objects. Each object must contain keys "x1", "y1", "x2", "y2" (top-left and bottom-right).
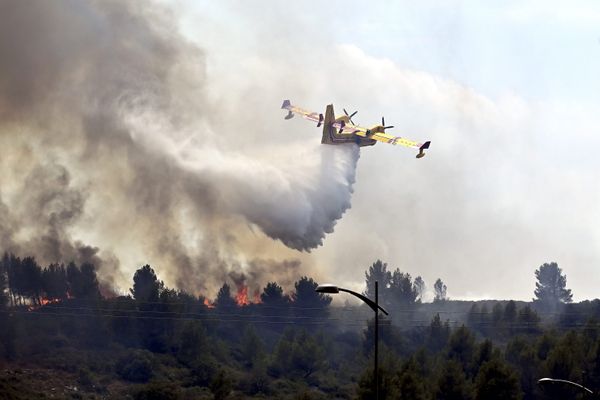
[
  {"x1": 538, "y1": 378, "x2": 594, "y2": 397},
  {"x1": 316, "y1": 281, "x2": 389, "y2": 400}
]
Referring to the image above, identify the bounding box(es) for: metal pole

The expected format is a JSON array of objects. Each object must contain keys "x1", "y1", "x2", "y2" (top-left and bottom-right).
[
  {"x1": 375, "y1": 280, "x2": 379, "y2": 400},
  {"x1": 314, "y1": 282, "x2": 388, "y2": 399}
]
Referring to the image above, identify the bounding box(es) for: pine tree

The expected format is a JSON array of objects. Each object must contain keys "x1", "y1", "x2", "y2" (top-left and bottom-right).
[
  {"x1": 241, "y1": 325, "x2": 265, "y2": 368},
  {"x1": 260, "y1": 281, "x2": 288, "y2": 318},
  {"x1": 364, "y1": 260, "x2": 391, "y2": 300},
  {"x1": 434, "y1": 278, "x2": 448, "y2": 302},
  {"x1": 130, "y1": 264, "x2": 163, "y2": 304},
  {"x1": 397, "y1": 368, "x2": 427, "y2": 400},
  {"x1": 291, "y1": 276, "x2": 331, "y2": 320},
  {"x1": 215, "y1": 283, "x2": 236, "y2": 309},
  {"x1": 20, "y1": 257, "x2": 43, "y2": 305},
  {"x1": 413, "y1": 276, "x2": 425, "y2": 303},
  {"x1": 474, "y1": 359, "x2": 523, "y2": 400},
  {"x1": 389, "y1": 269, "x2": 418, "y2": 307},
  {"x1": 42, "y1": 263, "x2": 68, "y2": 299},
  {"x1": 427, "y1": 313, "x2": 450, "y2": 352},
  {"x1": 260, "y1": 282, "x2": 285, "y2": 304},
  {"x1": 177, "y1": 321, "x2": 209, "y2": 367},
  {"x1": 77, "y1": 263, "x2": 101, "y2": 300},
  {"x1": 447, "y1": 326, "x2": 476, "y2": 372},
  {"x1": 435, "y1": 359, "x2": 473, "y2": 400},
  {"x1": 533, "y1": 262, "x2": 572, "y2": 309}
]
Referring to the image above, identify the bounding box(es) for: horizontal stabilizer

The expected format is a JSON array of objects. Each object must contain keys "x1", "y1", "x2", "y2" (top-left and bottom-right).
[
  {"x1": 416, "y1": 141, "x2": 431, "y2": 158},
  {"x1": 317, "y1": 113, "x2": 324, "y2": 127},
  {"x1": 284, "y1": 110, "x2": 294, "y2": 120}
]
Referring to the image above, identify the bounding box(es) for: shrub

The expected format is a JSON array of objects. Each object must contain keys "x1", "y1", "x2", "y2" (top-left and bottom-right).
[{"x1": 116, "y1": 350, "x2": 154, "y2": 383}]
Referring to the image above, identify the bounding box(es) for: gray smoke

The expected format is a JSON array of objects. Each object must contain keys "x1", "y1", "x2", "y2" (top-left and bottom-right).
[{"x1": 0, "y1": 1, "x2": 359, "y2": 294}]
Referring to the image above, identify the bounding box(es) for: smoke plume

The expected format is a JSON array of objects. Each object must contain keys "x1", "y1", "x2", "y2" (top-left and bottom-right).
[{"x1": 0, "y1": 1, "x2": 359, "y2": 294}]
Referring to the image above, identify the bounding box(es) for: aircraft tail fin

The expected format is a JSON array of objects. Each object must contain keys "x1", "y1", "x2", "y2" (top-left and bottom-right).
[
  {"x1": 321, "y1": 104, "x2": 335, "y2": 144},
  {"x1": 416, "y1": 141, "x2": 431, "y2": 158},
  {"x1": 281, "y1": 99, "x2": 291, "y2": 109}
]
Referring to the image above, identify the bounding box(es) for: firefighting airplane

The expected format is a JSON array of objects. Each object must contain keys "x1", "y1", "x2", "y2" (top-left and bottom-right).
[{"x1": 281, "y1": 100, "x2": 431, "y2": 158}]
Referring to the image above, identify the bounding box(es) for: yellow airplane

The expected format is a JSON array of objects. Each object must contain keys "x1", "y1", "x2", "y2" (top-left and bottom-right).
[{"x1": 281, "y1": 100, "x2": 431, "y2": 158}]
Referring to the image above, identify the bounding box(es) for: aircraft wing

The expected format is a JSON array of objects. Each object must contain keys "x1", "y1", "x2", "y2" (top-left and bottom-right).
[
  {"x1": 331, "y1": 122, "x2": 366, "y2": 136},
  {"x1": 371, "y1": 130, "x2": 431, "y2": 158},
  {"x1": 281, "y1": 100, "x2": 322, "y2": 124},
  {"x1": 342, "y1": 124, "x2": 431, "y2": 157},
  {"x1": 337, "y1": 122, "x2": 424, "y2": 149},
  {"x1": 370, "y1": 131, "x2": 422, "y2": 148}
]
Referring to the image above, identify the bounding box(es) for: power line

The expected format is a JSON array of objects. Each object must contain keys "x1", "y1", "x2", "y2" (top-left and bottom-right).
[
  {"x1": 0, "y1": 309, "x2": 372, "y2": 327},
  {"x1": 3, "y1": 308, "x2": 600, "y2": 332}
]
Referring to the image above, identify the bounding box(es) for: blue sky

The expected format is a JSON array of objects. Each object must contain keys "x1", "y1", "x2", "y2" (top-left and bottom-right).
[
  {"x1": 325, "y1": 1, "x2": 600, "y2": 102},
  {"x1": 178, "y1": 1, "x2": 600, "y2": 102}
]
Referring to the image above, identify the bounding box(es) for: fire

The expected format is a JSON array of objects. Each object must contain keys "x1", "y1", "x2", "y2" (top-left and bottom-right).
[
  {"x1": 28, "y1": 297, "x2": 62, "y2": 311},
  {"x1": 234, "y1": 285, "x2": 261, "y2": 306},
  {"x1": 235, "y1": 285, "x2": 250, "y2": 306},
  {"x1": 202, "y1": 282, "x2": 260, "y2": 308},
  {"x1": 41, "y1": 298, "x2": 61, "y2": 306}
]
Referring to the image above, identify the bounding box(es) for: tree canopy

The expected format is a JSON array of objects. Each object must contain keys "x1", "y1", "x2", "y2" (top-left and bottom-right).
[
  {"x1": 434, "y1": 278, "x2": 448, "y2": 302},
  {"x1": 130, "y1": 264, "x2": 163, "y2": 303},
  {"x1": 534, "y1": 262, "x2": 572, "y2": 307}
]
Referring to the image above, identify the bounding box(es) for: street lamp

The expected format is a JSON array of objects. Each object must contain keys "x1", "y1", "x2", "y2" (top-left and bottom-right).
[
  {"x1": 538, "y1": 378, "x2": 594, "y2": 397},
  {"x1": 316, "y1": 281, "x2": 389, "y2": 400}
]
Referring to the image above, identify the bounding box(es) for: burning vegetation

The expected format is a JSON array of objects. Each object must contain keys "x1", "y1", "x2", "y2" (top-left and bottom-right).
[
  {"x1": 234, "y1": 283, "x2": 262, "y2": 307},
  {"x1": 2, "y1": 253, "x2": 291, "y2": 312}
]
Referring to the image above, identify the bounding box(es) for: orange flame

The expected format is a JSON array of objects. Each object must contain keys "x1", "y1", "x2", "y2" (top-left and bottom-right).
[
  {"x1": 29, "y1": 297, "x2": 62, "y2": 311},
  {"x1": 235, "y1": 285, "x2": 250, "y2": 306},
  {"x1": 203, "y1": 298, "x2": 215, "y2": 308}
]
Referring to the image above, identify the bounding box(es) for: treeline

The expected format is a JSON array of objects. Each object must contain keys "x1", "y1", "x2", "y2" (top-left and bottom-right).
[
  {"x1": 467, "y1": 301, "x2": 542, "y2": 339},
  {"x1": 355, "y1": 317, "x2": 600, "y2": 399},
  {"x1": 363, "y1": 260, "x2": 448, "y2": 308},
  {"x1": 0, "y1": 253, "x2": 100, "y2": 306},
  {"x1": 0, "y1": 255, "x2": 598, "y2": 399},
  {"x1": 0, "y1": 258, "x2": 344, "y2": 398},
  {"x1": 0, "y1": 253, "x2": 331, "y2": 313}
]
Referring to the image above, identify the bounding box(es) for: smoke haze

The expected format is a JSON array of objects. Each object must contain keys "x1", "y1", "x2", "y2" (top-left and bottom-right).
[
  {"x1": 3, "y1": 1, "x2": 600, "y2": 301},
  {"x1": 0, "y1": 1, "x2": 359, "y2": 295}
]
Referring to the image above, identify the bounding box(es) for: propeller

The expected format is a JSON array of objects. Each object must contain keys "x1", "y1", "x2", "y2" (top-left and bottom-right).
[
  {"x1": 381, "y1": 117, "x2": 394, "y2": 130},
  {"x1": 343, "y1": 108, "x2": 358, "y2": 125}
]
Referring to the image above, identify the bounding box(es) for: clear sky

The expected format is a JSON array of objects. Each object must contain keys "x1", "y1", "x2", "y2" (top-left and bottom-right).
[{"x1": 168, "y1": 1, "x2": 600, "y2": 301}]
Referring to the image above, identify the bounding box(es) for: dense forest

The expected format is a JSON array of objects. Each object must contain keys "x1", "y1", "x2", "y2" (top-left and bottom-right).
[{"x1": 1, "y1": 254, "x2": 599, "y2": 399}]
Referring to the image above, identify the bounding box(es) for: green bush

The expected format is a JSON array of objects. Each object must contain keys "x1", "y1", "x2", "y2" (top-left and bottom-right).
[{"x1": 116, "y1": 350, "x2": 155, "y2": 383}]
